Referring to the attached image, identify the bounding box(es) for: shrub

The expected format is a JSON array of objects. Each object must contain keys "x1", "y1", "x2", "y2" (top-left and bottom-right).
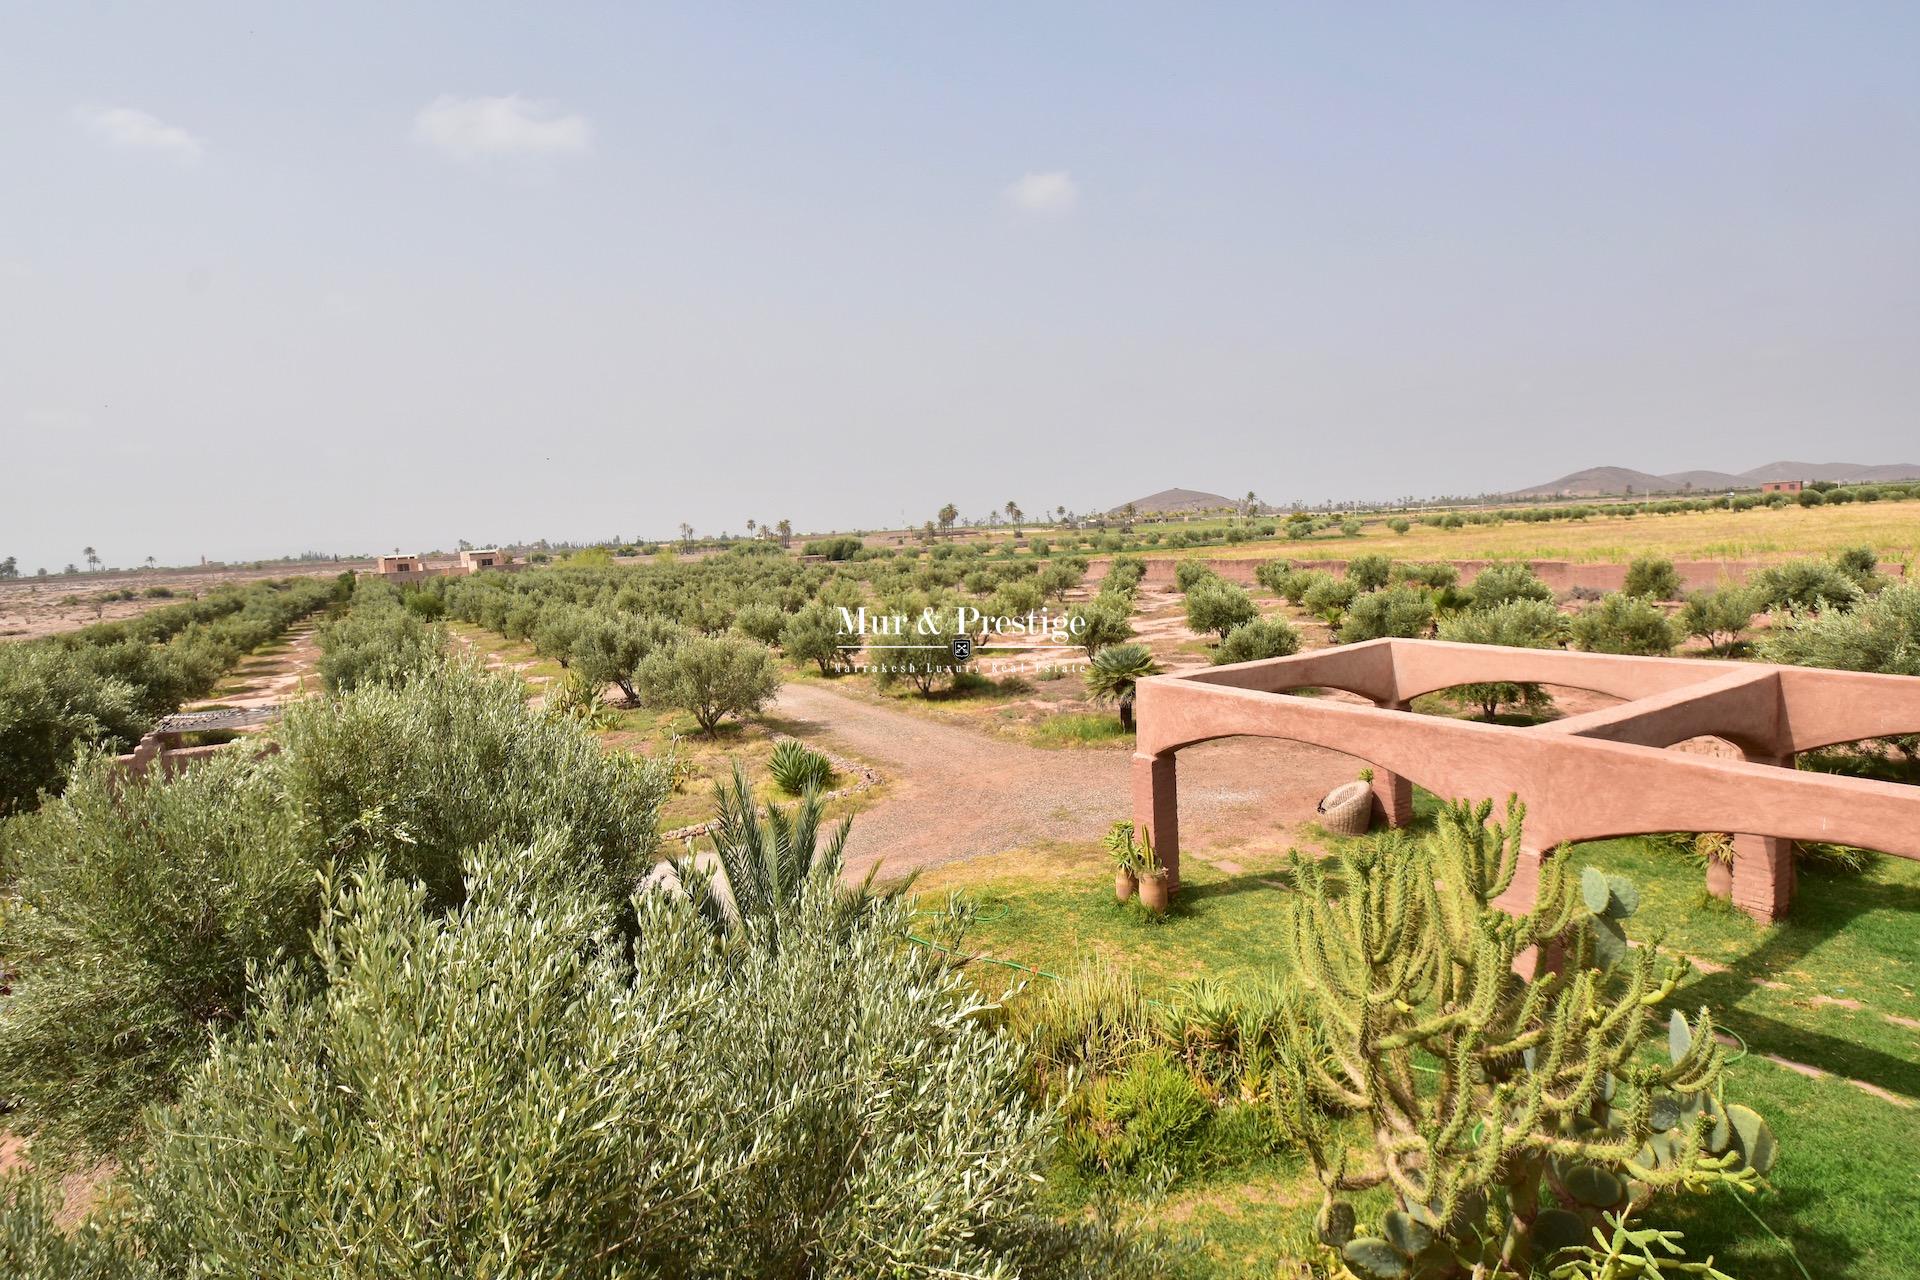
[
  {"x1": 780, "y1": 601, "x2": 860, "y2": 674},
  {"x1": 1569, "y1": 592, "x2": 1679, "y2": 655},
  {"x1": 1388, "y1": 517, "x2": 1410, "y2": 535},
  {"x1": 767, "y1": 739, "x2": 833, "y2": 794},
  {"x1": 1678, "y1": 585, "x2": 1757, "y2": 656},
  {"x1": 1338, "y1": 518, "x2": 1362, "y2": 537},
  {"x1": 1622, "y1": 554, "x2": 1681, "y2": 600},
  {"x1": 1173, "y1": 561, "x2": 1217, "y2": 593},
  {"x1": 1061, "y1": 1051, "x2": 1210, "y2": 1183},
  {"x1": 1301, "y1": 573, "x2": 1359, "y2": 618},
  {"x1": 316, "y1": 605, "x2": 444, "y2": 692},
  {"x1": 801, "y1": 535, "x2": 862, "y2": 560},
  {"x1": 1346, "y1": 554, "x2": 1393, "y2": 591},
  {"x1": 1337, "y1": 585, "x2": 1433, "y2": 643},
  {"x1": 1212, "y1": 616, "x2": 1301, "y2": 665},
  {"x1": 1762, "y1": 582, "x2": 1920, "y2": 766},
  {"x1": 637, "y1": 633, "x2": 780, "y2": 735},
  {"x1": 37, "y1": 840, "x2": 1167, "y2": 1278},
  {"x1": 1750, "y1": 558, "x2": 1862, "y2": 614},
  {"x1": 1467, "y1": 561, "x2": 1553, "y2": 608},
  {"x1": 1394, "y1": 561, "x2": 1459, "y2": 589},
  {"x1": 0, "y1": 667, "x2": 672, "y2": 1158},
  {"x1": 1013, "y1": 959, "x2": 1154, "y2": 1090},
  {"x1": 1184, "y1": 579, "x2": 1258, "y2": 639},
  {"x1": 0, "y1": 645, "x2": 145, "y2": 817},
  {"x1": 1436, "y1": 598, "x2": 1563, "y2": 718},
  {"x1": 731, "y1": 601, "x2": 788, "y2": 646},
  {"x1": 1833, "y1": 543, "x2": 1882, "y2": 589},
  {"x1": 1070, "y1": 599, "x2": 1136, "y2": 656}
]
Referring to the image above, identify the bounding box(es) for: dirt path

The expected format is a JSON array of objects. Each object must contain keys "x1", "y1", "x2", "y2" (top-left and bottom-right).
[
  {"x1": 186, "y1": 622, "x2": 323, "y2": 711},
  {"x1": 772, "y1": 680, "x2": 1362, "y2": 878}
]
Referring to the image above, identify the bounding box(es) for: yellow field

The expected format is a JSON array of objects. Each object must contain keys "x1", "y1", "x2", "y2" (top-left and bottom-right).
[{"x1": 1189, "y1": 499, "x2": 1920, "y2": 565}]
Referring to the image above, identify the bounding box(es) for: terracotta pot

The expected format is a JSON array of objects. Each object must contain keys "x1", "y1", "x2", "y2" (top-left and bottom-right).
[
  {"x1": 1114, "y1": 868, "x2": 1138, "y2": 902},
  {"x1": 1138, "y1": 872, "x2": 1170, "y2": 914}
]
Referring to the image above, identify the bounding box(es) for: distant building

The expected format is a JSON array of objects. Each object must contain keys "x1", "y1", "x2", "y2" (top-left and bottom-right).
[
  {"x1": 459, "y1": 548, "x2": 506, "y2": 572},
  {"x1": 374, "y1": 554, "x2": 425, "y2": 574},
  {"x1": 1761, "y1": 480, "x2": 1804, "y2": 495}
]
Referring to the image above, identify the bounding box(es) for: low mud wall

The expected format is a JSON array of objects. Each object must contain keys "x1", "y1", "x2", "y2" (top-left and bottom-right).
[{"x1": 1088, "y1": 555, "x2": 1904, "y2": 595}]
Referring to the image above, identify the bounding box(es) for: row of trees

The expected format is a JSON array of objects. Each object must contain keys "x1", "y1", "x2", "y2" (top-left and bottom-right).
[{"x1": 0, "y1": 575, "x2": 340, "y2": 814}]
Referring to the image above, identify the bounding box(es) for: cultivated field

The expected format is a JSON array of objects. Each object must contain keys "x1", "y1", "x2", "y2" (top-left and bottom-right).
[{"x1": 4, "y1": 517, "x2": 1917, "y2": 1279}]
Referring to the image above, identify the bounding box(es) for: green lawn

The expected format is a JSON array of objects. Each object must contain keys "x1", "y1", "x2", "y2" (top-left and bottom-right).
[{"x1": 914, "y1": 798, "x2": 1920, "y2": 1279}]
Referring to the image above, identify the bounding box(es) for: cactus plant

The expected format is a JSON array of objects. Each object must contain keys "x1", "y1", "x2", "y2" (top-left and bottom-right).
[{"x1": 1272, "y1": 798, "x2": 1775, "y2": 1278}]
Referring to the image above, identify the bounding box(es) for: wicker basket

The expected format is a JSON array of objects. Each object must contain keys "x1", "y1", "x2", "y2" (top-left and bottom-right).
[{"x1": 1317, "y1": 780, "x2": 1374, "y2": 837}]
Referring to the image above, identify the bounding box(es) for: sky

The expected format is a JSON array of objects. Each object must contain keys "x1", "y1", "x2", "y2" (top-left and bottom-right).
[{"x1": 3, "y1": 3, "x2": 1918, "y2": 571}]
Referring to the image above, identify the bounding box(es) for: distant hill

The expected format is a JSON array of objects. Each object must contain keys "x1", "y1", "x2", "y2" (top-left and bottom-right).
[
  {"x1": 1509, "y1": 460, "x2": 1920, "y2": 497},
  {"x1": 1738, "y1": 460, "x2": 1920, "y2": 484},
  {"x1": 1508, "y1": 467, "x2": 1675, "y2": 498},
  {"x1": 1113, "y1": 487, "x2": 1238, "y2": 515}
]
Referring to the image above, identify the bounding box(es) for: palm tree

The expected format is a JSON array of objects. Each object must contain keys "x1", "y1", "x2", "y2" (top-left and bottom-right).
[
  {"x1": 678, "y1": 522, "x2": 695, "y2": 548},
  {"x1": 1083, "y1": 643, "x2": 1161, "y2": 731},
  {"x1": 144, "y1": 555, "x2": 156, "y2": 570},
  {"x1": 83, "y1": 546, "x2": 99, "y2": 572},
  {"x1": 937, "y1": 503, "x2": 959, "y2": 530},
  {"x1": 775, "y1": 519, "x2": 792, "y2": 546},
  {"x1": 746, "y1": 519, "x2": 757, "y2": 540},
  {"x1": 1005, "y1": 500, "x2": 1023, "y2": 535},
  {"x1": 671, "y1": 761, "x2": 876, "y2": 935}
]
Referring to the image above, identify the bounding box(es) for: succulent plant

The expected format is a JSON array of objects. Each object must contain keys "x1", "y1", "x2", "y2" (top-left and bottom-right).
[{"x1": 1279, "y1": 799, "x2": 1776, "y2": 1279}]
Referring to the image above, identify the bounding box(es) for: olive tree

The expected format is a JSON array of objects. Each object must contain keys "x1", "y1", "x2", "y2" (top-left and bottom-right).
[
  {"x1": 1569, "y1": 593, "x2": 1679, "y2": 656},
  {"x1": 638, "y1": 633, "x2": 781, "y2": 736},
  {"x1": 1184, "y1": 579, "x2": 1258, "y2": 640},
  {"x1": 1762, "y1": 582, "x2": 1920, "y2": 766},
  {"x1": 1678, "y1": 585, "x2": 1757, "y2": 657},
  {"x1": 1622, "y1": 555, "x2": 1682, "y2": 601},
  {"x1": 1436, "y1": 598, "x2": 1563, "y2": 719},
  {"x1": 780, "y1": 602, "x2": 860, "y2": 675}
]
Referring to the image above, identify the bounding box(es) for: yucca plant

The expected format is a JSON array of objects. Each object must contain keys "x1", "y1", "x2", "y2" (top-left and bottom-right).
[
  {"x1": 1084, "y1": 643, "x2": 1161, "y2": 731},
  {"x1": 767, "y1": 738, "x2": 833, "y2": 794}
]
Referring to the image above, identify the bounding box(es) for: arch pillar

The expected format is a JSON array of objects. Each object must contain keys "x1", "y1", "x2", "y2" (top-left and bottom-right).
[
  {"x1": 1131, "y1": 751, "x2": 1180, "y2": 892},
  {"x1": 1716, "y1": 751, "x2": 1797, "y2": 923},
  {"x1": 1370, "y1": 699, "x2": 1415, "y2": 828}
]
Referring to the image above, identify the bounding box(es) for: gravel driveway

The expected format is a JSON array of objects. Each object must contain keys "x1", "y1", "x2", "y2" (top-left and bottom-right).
[{"x1": 771, "y1": 681, "x2": 1362, "y2": 878}]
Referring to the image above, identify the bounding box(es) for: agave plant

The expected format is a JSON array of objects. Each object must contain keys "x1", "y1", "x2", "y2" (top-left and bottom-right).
[
  {"x1": 767, "y1": 738, "x2": 833, "y2": 795},
  {"x1": 673, "y1": 760, "x2": 869, "y2": 934},
  {"x1": 1084, "y1": 643, "x2": 1161, "y2": 731}
]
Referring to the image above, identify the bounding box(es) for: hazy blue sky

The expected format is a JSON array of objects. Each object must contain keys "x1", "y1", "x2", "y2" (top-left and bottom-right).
[{"x1": 4, "y1": 3, "x2": 1918, "y2": 571}]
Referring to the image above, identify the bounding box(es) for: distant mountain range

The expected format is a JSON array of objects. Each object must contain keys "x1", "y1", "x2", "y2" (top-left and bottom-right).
[{"x1": 1509, "y1": 461, "x2": 1920, "y2": 498}]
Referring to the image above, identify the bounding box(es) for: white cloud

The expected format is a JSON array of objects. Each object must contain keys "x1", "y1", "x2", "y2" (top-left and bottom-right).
[
  {"x1": 411, "y1": 94, "x2": 592, "y2": 160},
  {"x1": 1003, "y1": 170, "x2": 1079, "y2": 215},
  {"x1": 75, "y1": 106, "x2": 205, "y2": 161}
]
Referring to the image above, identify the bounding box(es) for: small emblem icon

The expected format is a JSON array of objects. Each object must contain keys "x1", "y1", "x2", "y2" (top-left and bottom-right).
[{"x1": 950, "y1": 636, "x2": 973, "y2": 661}]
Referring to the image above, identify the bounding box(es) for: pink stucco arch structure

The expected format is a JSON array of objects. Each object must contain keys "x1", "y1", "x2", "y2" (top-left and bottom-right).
[{"x1": 1131, "y1": 639, "x2": 1920, "y2": 921}]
